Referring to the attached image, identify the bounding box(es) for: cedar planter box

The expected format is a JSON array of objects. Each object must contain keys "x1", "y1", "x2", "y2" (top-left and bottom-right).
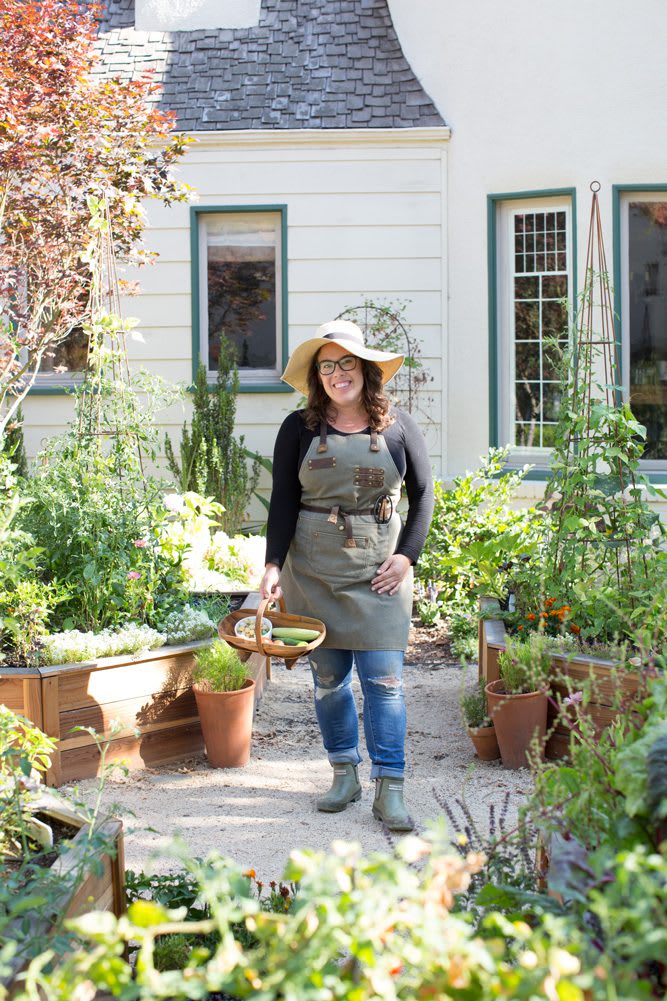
[
  {"x1": 2, "y1": 797, "x2": 125, "y2": 995},
  {"x1": 478, "y1": 600, "x2": 642, "y2": 759},
  {"x1": 0, "y1": 641, "x2": 269, "y2": 786}
]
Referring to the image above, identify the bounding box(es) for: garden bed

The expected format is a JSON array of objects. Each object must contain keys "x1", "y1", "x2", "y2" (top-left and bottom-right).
[
  {"x1": 0, "y1": 642, "x2": 269, "y2": 786},
  {"x1": 478, "y1": 606, "x2": 642, "y2": 759},
  {"x1": 1, "y1": 801, "x2": 125, "y2": 995}
]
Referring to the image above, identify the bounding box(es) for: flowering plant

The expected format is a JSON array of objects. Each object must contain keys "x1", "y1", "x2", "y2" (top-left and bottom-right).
[{"x1": 160, "y1": 491, "x2": 265, "y2": 592}]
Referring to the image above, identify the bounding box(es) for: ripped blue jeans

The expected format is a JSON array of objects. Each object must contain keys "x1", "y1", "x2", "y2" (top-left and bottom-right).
[{"x1": 308, "y1": 648, "x2": 406, "y2": 779}]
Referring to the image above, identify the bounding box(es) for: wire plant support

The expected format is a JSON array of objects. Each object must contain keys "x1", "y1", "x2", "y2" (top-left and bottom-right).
[
  {"x1": 549, "y1": 182, "x2": 654, "y2": 596},
  {"x1": 77, "y1": 192, "x2": 145, "y2": 481}
]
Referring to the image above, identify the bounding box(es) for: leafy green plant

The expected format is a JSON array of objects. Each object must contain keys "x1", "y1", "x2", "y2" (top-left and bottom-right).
[
  {"x1": 18, "y1": 830, "x2": 593, "y2": 1001},
  {"x1": 497, "y1": 632, "x2": 553, "y2": 694},
  {"x1": 192, "y1": 640, "x2": 249, "y2": 693},
  {"x1": 460, "y1": 678, "x2": 491, "y2": 729},
  {"x1": 1, "y1": 408, "x2": 28, "y2": 478},
  {"x1": 165, "y1": 338, "x2": 260, "y2": 536},
  {"x1": 23, "y1": 351, "x2": 187, "y2": 633},
  {"x1": 416, "y1": 448, "x2": 542, "y2": 617}
]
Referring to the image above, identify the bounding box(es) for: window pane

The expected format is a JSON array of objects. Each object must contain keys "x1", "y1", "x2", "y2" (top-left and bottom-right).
[
  {"x1": 204, "y1": 212, "x2": 279, "y2": 372},
  {"x1": 628, "y1": 201, "x2": 667, "y2": 460},
  {"x1": 509, "y1": 207, "x2": 570, "y2": 449},
  {"x1": 40, "y1": 327, "x2": 89, "y2": 374},
  {"x1": 516, "y1": 341, "x2": 541, "y2": 380}
]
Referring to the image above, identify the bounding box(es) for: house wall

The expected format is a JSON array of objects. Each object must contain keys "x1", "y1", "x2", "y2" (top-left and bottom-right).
[
  {"x1": 389, "y1": 0, "x2": 667, "y2": 485},
  {"x1": 22, "y1": 129, "x2": 450, "y2": 513}
]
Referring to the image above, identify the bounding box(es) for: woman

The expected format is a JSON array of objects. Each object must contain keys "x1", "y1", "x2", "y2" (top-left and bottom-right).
[{"x1": 259, "y1": 320, "x2": 434, "y2": 832}]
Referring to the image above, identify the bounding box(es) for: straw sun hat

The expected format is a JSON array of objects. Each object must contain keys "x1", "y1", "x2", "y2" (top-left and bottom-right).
[{"x1": 280, "y1": 320, "x2": 404, "y2": 396}]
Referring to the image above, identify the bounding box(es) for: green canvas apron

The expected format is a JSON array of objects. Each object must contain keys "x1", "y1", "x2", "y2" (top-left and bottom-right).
[{"x1": 280, "y1": 422, "x2": 413, "y2": 650}]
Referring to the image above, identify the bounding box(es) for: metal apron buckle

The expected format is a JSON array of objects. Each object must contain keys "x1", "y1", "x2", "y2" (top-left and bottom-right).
[{"x1": 373, "y1": 495, "x2": 393, "y2": 524}]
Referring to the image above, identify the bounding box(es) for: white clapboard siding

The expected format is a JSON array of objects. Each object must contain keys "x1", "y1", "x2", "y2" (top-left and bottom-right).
[{"x1": 22, "y1": 133, "x2": 448, "y2": 482}]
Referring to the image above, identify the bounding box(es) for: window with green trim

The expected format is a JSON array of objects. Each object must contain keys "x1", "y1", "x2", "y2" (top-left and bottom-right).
[
  {"x1": 618, "y1": 191, "x2": 667, "y2": 464},
  {"x1": 495, "y1": 195, "x2": 574, "y2": 457},
  {"x1": 195, "y1": 208, "x2": 285, "y2": 385}
]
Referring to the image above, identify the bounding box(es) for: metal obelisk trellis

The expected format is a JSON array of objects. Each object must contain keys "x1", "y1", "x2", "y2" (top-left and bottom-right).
[
  {"x1": 77, "y1": 194, "x2": 145, "y2": 480},
  {"x1": 551, "y1": 181, "x2": 649, "y2": 592}
]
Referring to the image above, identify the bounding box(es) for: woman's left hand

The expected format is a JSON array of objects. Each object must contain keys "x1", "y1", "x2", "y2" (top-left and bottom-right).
[{"x1": 371, "y1": 554, "x2": 412, "y2": 595}]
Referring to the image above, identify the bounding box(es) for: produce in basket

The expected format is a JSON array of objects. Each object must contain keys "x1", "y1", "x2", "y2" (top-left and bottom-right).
[{"x1": 234, "y1": 616, "x2": 272, "y2": 641}]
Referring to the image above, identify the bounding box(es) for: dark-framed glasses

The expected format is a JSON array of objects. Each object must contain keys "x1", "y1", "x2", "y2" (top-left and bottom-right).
[{"x1": 316, "y1": 355, "x2": 358, "y2": 376}]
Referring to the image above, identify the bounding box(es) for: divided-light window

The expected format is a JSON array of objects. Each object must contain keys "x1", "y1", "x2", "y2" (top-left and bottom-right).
[
  {"x1": 494, "y1": 194, "x2": 574, "y2": 461},
  {"x1": 196, "y1": 208, "x2": 285, "y2": 386}
]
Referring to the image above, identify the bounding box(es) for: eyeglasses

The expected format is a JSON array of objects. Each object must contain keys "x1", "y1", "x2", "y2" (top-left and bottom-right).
[{"x1": 315, "y1": 355, "x2": 358, "y2": 376}]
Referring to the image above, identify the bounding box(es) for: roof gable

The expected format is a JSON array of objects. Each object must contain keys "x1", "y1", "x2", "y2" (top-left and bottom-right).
[{"x1": 95, "y1": 0, "x2": 446, "y2": 131}]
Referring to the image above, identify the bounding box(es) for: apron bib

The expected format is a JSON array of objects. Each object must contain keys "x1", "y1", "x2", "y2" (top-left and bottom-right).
[{"x1": 280, "y1": 422, "x2": 413, "y2": 650}]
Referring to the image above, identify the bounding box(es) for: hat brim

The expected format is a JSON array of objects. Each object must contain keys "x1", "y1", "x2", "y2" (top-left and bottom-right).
[{"x1": 281, "y1": 336, "x2": 404, "y2": 395}]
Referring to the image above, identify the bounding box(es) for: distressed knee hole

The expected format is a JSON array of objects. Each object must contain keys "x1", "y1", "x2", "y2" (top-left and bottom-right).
[
  {"x1": 315, "y1": 683, "x2": 341, "y2": 700},
  {"x1": 370, "y1": 675, "x2": 402, "y2": 690}
]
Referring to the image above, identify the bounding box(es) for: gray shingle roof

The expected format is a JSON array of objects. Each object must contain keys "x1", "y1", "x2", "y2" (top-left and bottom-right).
[{"x1": 94, "y1": 0, "x2": 446, "y2": 130}]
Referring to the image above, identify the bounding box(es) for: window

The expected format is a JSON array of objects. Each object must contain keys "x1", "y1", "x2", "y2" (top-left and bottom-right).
[
  {"x1": 193, "y1": 206, "x2": 288, "y2": 389},
  {"x1": 616, "y1": 188, "x2": 667, "y2": 467},
  {"x1": 490, "y1": 191, "x2": 575, "y2": 461}
]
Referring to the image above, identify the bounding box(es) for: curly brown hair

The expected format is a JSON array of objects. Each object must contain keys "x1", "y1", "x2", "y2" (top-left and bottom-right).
[{"x1": 302, "y1": 356, "x2": 395, "y2": 432}]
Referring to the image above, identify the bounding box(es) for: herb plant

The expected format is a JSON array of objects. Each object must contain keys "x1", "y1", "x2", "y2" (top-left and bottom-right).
[{"x1": 192, "y1": 640, "x2": 249, "y2": 693}]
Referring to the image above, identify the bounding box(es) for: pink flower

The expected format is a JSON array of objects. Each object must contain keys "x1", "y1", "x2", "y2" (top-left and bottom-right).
[
  {"x1": 132, "y1": 539, "x2": 148, "y2": 548},
  {"x1": 127, "y1": 570, "x2": 141, "y2": 580},
  {"x1": 563, "y1": 691, "x2": 583, "y2": 706}
]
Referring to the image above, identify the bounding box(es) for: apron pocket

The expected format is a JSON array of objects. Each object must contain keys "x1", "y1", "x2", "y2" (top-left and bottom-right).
[{"x1": 308, "y1": 527, "x2": 372, "y2": 579}]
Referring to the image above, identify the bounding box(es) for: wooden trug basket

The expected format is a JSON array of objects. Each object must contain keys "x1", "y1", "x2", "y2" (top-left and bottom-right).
[{"x1": 218, "y1": 596, "x2": 326, "y2": 666}]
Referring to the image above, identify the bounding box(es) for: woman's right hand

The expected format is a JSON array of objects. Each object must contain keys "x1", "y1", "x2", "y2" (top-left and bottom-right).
[{"x1": 259, "y1": 563, "x2": 283, "y2": 601}]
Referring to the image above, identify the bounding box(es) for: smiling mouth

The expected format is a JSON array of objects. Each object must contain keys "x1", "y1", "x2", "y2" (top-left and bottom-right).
[{"x1": 333, "y1": 380, "x2": 352, "y2": 389}]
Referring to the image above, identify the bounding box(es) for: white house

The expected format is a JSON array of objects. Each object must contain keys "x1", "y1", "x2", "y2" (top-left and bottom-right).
[{"x1": 22, "y1": 0, "x2": 667, "y2": 505}]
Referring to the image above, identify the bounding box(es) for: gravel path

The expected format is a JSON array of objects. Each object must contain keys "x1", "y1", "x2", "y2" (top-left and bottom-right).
[{"x1": 64, "y1": 629, "x2": 532, "y2": 883}]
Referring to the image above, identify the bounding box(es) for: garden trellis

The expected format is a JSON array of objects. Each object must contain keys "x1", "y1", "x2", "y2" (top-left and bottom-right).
[{"x1": 546, "y1": 181, "x2": 660, "y2": 599}]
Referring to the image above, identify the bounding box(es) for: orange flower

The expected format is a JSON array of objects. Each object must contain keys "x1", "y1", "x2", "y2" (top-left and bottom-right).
[
  {"x1": 243, "y1": 869, "x2": 256, "y2": 879},
  {"x1": 545, "y1": 597, "x2": 557, "y2": 608},
  {"x1": 570, "y1": 624, "x2": 581, "y2": 635},
  {"x1": 526, "y1": 613, "x2": 536, "y2": 621},
  {"x1": 517, "y1": 624, "x2": 524, "y2": 631},
  {"x1": 539, "y1": 612, "x2": 548, "y2": 619}
]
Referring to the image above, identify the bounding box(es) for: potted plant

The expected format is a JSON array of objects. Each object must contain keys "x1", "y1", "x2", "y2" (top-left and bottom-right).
[
  {"x1": 486, "y1": 632, "x2": 552, "y2": 769},
  {"x1": 460, "y1": 678, "x2": 500, "y2": 761},
  {"x1": 192, "y1": 640, "x2": 255, "y2": 768}
]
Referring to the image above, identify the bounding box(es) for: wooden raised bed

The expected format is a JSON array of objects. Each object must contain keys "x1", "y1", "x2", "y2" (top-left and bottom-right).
[
  {"x1": 2, "y1": 798, "x2": 125, "y2": 995},
  {"x1": 478, "y1": 601, "x2": 643, "y2": 759},
  {"x1": 0, "y1": 641, "x2": 269, "y2": 786}
]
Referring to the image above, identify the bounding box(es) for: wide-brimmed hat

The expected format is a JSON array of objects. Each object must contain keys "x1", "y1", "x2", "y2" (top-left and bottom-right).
[{"x1": 281, "y1": 320, "x2": 404, "y2": 395}]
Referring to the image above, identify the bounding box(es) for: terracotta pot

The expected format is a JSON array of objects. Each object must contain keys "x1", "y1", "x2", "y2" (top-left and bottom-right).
[
  {"x1": 194, "y1": 679, "x2": 255, "y2": 768},
  {"x1": 466, "y1": 723, "x2": 501, "y2": 761},
  {"x1": 485, "y1": 679, "x2": 547, "y2": 769}
]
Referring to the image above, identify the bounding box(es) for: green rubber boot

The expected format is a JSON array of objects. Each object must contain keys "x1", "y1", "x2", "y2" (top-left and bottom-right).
[
  {"x1": 372, "y1": 777, "x2": 414, "y2": 832},
  {"x1": 316, "y1": 764, "x2": 362, "y2": 813}
]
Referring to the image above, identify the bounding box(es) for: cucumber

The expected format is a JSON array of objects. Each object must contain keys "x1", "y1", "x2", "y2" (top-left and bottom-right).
[
  {"x1": 272, "y1": 627, "x2": 320, "y2": 641},
  {"x1": 281, "y1": 638, "x2": 308, "y2": 646}
]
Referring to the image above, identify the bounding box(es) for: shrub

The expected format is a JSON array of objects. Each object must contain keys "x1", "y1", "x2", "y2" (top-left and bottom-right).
[{"x1": 416, "y1": 448, "x2": 542, "y2": 615}]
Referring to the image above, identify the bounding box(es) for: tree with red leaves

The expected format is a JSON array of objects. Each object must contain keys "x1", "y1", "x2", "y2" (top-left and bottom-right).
[{"x1": 0, "y1": 0, "x2": 190, "y2": 435}]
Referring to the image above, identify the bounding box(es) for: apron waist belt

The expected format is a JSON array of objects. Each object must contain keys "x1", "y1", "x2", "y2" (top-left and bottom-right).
[{"x1": 300, "y1": 503, "x2": 375, "y2": 548}]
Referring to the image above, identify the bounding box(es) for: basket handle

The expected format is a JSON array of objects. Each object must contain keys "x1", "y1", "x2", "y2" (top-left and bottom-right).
[{"x1": 255, "y1": 595, "x2": 287, "y2": 655}]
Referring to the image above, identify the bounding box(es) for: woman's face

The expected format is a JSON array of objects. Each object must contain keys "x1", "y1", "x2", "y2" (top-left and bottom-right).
[{"x1": 316, "y1": 343, "x2": 365, "y2": 409}]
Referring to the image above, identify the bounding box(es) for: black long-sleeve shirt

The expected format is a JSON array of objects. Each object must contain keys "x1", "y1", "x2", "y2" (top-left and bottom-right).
[{"x1": 265, "y1": 408, "x2": 434, "y2": 569}]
